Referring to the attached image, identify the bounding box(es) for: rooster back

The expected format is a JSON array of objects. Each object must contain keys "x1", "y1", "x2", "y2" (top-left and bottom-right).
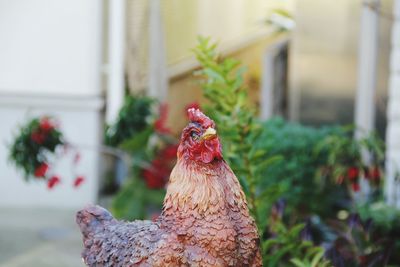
[{"x1": 76, "y1": 205, "x2": 165, "y2": 267}]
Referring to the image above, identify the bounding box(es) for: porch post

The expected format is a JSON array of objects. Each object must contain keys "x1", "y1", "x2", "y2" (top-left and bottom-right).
[
  {"x1": 106, "y1": 0, "x2": 126, "y2": 124},
  {"x1": 354, "y1": 0, "x2": 380, "y2": 140},
  {"x1": 386, "y1": 0, "x2": 400, "y2": 207}
]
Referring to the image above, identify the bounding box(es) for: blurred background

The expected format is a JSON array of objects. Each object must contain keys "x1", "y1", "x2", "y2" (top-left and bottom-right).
[{"x1": 1, "y1": 0, "x2": 399, "y2": 266}]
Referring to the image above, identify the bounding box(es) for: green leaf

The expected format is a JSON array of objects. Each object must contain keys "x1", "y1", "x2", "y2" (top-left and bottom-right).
[
  {"x1": 119, "y1": 127, "x2": 153, "y2": 152},
  {"x1": 311, "y1": 250, "x2": 324, "y2": 267}
]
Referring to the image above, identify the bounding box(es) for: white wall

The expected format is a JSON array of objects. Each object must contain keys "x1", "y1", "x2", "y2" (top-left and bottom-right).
[
  {"x1": 0, "y1": 0, "x2": 102, "y2": 96},
  {"x1": 0, "y1": 0, "x2": 104, "y2": 208}
]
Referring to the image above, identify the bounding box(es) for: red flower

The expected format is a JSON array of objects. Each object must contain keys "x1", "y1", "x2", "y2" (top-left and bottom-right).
[
  {"x1": 47, "y1": 175, "x2": 61, "y2": 189},
  {"x1": 31, "y1": 131, "x2": 46, "y2": 144},
  {"x1": 347, "y1": 167, "x2": 359, "y2": 181},
  {"x1": 39, "y1": 117, "x2": 54, "y2": 132},
  {"x1": 73, "y1": 176, "x2": 85, "y2": 188},
  {"x1": 34, "y1": 163, "x2": 49, "y2": 177},
  {"x1": 154, "y1": 103, "x2": 171, "y2": 134},
  {"x1": 161, "y1": 145, "x2": 178, "y2": 159},
  {"x1": 142, "y1": 143, "x2": 178, "y2": 189},
  {"x1": 352, "y1": 182, "x2": 360, "y2": 192},
  {"x1": 142, "y1": 169, "x2": 164, "y2": 189},
  {"x1": 142, "y1": 159, "x2": 170, "y2": 189}
]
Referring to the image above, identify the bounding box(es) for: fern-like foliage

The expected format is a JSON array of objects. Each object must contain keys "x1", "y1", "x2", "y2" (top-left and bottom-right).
[{"x1": 193, "y1": 36, "x2": 282, "y2": 229}]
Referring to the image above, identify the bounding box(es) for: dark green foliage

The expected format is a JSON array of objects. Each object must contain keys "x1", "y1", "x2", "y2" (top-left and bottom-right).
[
  {"x1": 357, "y1": 202, "x2": 400, "y2": 233},
  {"x1": 264, "y1": 222, "x2": 332, "y2": 267},
  {"x1": 257, "y1": 118, "x2": 348, "y2": 217},
  {"x1": 9, "y1": 117, "x2": 63, "y2": 179},
  {"x1": 105, "y1": 95, "x2": 154, "y2": 147}
]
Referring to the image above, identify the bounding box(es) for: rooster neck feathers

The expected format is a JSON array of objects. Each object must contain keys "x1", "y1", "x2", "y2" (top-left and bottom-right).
[{"x1": 163, "y1": 158, "x2": 246, "y2": 216}]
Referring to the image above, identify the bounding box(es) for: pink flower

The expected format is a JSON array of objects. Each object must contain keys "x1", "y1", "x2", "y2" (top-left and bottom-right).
[
  {"x1": 34, "y1": 163, "x2": 49, "y2": 177},
  {"x1": 47, "y1": 175, "x2": 61, "y2": 189},
  {"x1": 73, "y1": 176, "x2": 85, "y2": 188}
]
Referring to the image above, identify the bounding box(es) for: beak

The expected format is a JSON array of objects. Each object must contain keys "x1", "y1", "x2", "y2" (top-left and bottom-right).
[{"x1": 200, "y1": 127, "x2": 217, "y2": 141}]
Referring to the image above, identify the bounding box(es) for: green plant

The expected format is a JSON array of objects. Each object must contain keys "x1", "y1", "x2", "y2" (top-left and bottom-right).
[
  {"x1": 263, "y1": 222, "x2": 312, "y2": 266},
  {"x1": 105, "y1": 95, "x2": 154, "y2": 147},
  {"x1": 357, "y1": 201, "x2": 400, "y2": 233},
  {"x1": 194, "y1": 37, "x2": 283, "y2": 232},
  {"x1": 290, "y1": 247, "x2": 332, "y2": 267},
  {"x1": 261, "y1": 200, "x2": 332, "y2": 266},
  {"x1": 257, "y1": 118, "x2": 347, "y2": 218}
]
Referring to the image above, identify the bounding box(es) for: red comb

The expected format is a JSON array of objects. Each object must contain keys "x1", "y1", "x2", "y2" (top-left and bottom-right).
[{"x1": 187, "y1": 108, "x2": 215, "y2": 128}]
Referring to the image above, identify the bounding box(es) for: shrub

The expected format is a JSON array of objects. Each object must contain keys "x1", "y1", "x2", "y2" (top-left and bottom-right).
[
  {"x1": 105, "y1": 95, "x2": 154, "y2": 147},
  {"x1": 257, "y1": 118, "x2": 348, "y2": 218}
]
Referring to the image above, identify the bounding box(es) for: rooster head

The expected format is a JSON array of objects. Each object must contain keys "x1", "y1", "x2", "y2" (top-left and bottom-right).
[{"x1": 177, "y1": 108, "x2": 222, "y2": 163}]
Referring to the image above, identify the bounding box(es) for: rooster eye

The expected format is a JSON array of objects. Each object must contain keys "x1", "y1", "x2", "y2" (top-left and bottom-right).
[{"x1": 190, "y1": 131, "x2": 199, "y2": 140}]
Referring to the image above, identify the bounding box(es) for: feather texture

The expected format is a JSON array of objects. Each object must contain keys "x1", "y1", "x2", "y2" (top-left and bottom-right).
[
  {"x1": 76, "y1": 109, "x2": 261, "y2": 266},
  {"x1": 76, "y1": 159, "x2": 261, "y2": 266}
]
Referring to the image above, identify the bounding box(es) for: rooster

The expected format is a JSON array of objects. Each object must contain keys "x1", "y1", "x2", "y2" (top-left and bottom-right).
[{"x1": 76, "y1": 108, "x2": 262, "y2": 266}]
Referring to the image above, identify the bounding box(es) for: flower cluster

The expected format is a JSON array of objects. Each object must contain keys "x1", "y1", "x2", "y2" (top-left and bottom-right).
[
  {"x1": 335, "y1": 165, "x2": 382, "y2": 192},
  {"x1": 9, "y1": 116, "x2": 85, "y2": 190}
]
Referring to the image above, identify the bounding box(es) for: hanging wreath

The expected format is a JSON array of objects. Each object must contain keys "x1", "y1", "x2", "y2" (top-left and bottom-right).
[{"x1": 9, "y1": 116, "x2": 85, "y2": 189}]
